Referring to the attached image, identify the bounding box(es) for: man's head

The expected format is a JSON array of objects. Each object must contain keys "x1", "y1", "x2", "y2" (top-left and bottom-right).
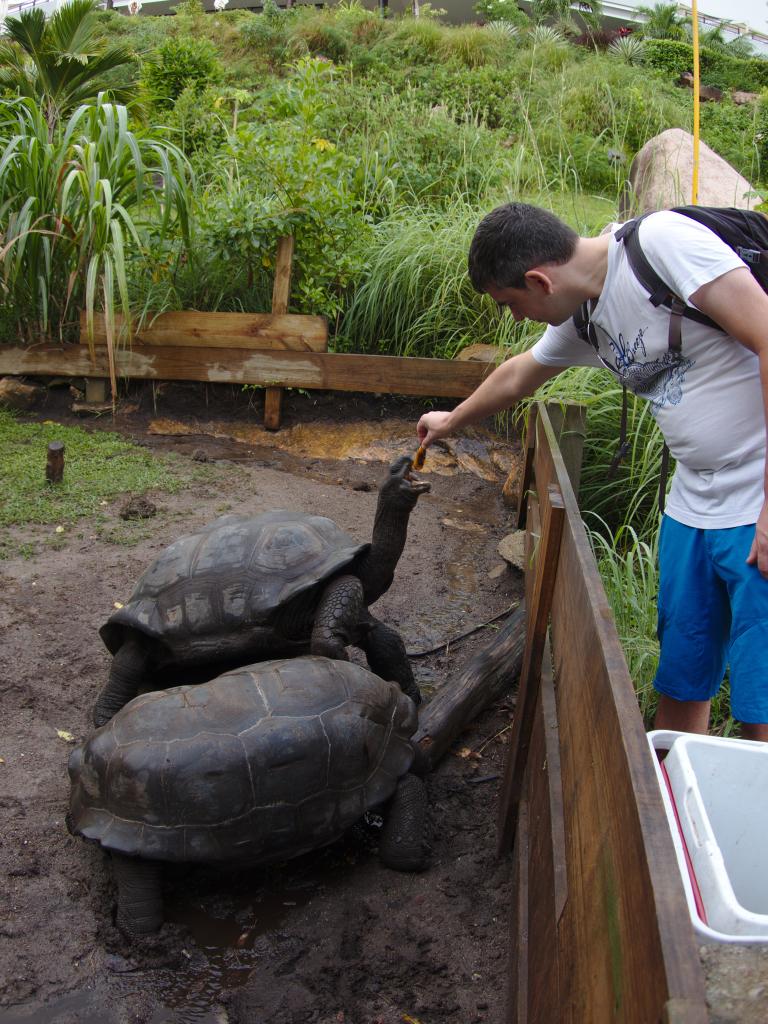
[{"x1": 468, "y1": 203, "x2": 578, "y2": 292}]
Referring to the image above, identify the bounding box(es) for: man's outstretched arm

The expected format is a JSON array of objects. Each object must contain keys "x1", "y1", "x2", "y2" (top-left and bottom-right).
[{"x1": 417, "y1": 350, "x2": 562, "y2": 447}]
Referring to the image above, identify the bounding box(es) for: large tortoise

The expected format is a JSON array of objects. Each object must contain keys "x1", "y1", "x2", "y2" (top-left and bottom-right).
[
  {"x1": 69, "y1": 656, "x2": 428, "y2": 935},
  {"x1": 93, "y1": 455, "x2": 429, "y2": 726}
]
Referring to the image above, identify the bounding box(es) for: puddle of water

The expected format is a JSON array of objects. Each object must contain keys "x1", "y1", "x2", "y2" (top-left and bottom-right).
[
  {"x1": 446, "y1": 560, "x2": 481, "y2": 599},
  {"x1": 144, "y1": 875, "x2": 316, "y2": 1019}
]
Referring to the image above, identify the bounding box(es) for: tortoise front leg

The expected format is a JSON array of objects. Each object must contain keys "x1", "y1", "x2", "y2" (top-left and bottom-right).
[
  {"x1": 361, "y1": 615, "x2": 422, "y2": 706},
  {"x1": 379, "y1": 773, "x2": 430, "y2": 872},
  {"x1": 93, "y1": 638, "x2": 147, "y2": 727},
  {"x1": 110, "y1": 852, "x2": 164, "y2": 936},
  {"x1": 311, "y1": 575, "x2": 365, "y2": 661}
]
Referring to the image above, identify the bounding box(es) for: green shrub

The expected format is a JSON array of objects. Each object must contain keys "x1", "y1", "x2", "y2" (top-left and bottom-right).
[
  {"x1": 644, "y1": 37, "x2": 768, "y2": 91},
  {"x1": 473, "y1": 0, "x2": 528, "y2": 26},
  {"x1": 290, "y1": 13, "x2": 351, "y2": 65},
  {"x1": 142, "y1": 36, "x2": 223, "y2": 111},
  {"x1": 700, "y1": 99, "x2": 762, "y2": 184},
  {"x1": 754, "y1": 92, "x2": 768, "y2": 181},
  {"x1": 189, "y1": 58, "x2": 382, "y2": 321},
  {"x1": 369, "y1": 18, "x2": 444, "y2": 65}
]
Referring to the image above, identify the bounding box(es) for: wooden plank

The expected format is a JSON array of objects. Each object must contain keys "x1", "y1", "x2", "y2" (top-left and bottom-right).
[
  {"x1": 80, "y1": 309, "x2": 328, "y2": 352},
  {"x1": 508, "y1": 798, "x2": 529, "y2": 1024},
  {"x1": 523, "y1": 639, "x2": 562, "y2": 1024},
  {"x1": 264, "y1": 235, "x2": 295, "y2": 430},
  {"x1": 0, "y1": 345, "x2": 491, "y2": 398},
  {"x1": 529, "y1": 404, "x2": 708, "y2": 1022},
  {"x1": 497, "y1": 481, "x2": 565, "y2": 856}
]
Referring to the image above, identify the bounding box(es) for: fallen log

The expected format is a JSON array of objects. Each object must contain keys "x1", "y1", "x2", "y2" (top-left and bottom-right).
[{"x1": 412, "y1": 603, "x2": 526, "y2": 774}]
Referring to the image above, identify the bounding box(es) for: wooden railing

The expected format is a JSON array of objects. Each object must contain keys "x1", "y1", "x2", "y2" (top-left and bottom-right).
[{"x1": 498, "y1": 403, "x2": 709, "y2": 1023}]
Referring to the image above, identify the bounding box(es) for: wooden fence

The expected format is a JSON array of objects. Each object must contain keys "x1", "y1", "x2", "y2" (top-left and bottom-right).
[
  {"x1": 498, "y1": 403, "x2": 709, "y2": 1023},
  {"x1": 0, "y1": 236, "x2": 492, "y2": 428}
]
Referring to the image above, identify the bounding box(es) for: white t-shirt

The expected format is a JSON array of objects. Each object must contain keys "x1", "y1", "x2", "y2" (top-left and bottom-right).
[{"x1": 530, "y1": 211, "x2": 765, "y2": 529}]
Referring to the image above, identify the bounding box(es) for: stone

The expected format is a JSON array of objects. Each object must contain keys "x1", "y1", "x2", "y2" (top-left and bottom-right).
[
  {"x1": 622, "y1": 128, "x2": 763, "y2": 217},
  {"x1": 497, "y1": 531, "x2": 526, "y2": 571},
  {"x1": 455, "y1": 344, "x2": 502, "y2": 363},
  {"x1": 0, "y1": 376, "x2": 42, "y2": 410},
  {"x1": 488, "y1": 563, "x2": 508, "y2": 580},
  {"x1": 733, "y1": 90, "x2": 760, "y2": 106},
  {"x1": 678, "y1": 72, "x2": 724, "y2": 102}
]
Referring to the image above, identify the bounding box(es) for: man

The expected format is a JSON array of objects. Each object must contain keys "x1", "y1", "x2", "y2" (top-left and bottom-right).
[{"x1": 417, "y1": 202, "x2": 768, "y2": 741}]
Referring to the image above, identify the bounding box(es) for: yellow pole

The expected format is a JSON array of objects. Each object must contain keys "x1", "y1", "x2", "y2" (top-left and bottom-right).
[{"x1": 691, "y1": 0, "x2": 700, "y2": 205}]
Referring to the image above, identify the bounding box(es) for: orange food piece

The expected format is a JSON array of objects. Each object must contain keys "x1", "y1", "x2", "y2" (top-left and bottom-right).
[{"x1": 412, "y1": 446, "x2": 427, "y2": 471}]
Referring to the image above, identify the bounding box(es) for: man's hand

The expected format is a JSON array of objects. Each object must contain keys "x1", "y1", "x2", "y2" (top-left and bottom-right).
[
  {"x1": 747, "y1": 500, "x2": 768, "y2": 578},
  {"x1": 417, "y1": 410, "x2": 453, "y2": 448}
]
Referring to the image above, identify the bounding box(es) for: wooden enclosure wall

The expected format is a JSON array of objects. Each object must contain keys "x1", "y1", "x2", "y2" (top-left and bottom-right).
[{"x1": 501, "y1": 404, "x2": 709, "y2": 1023}]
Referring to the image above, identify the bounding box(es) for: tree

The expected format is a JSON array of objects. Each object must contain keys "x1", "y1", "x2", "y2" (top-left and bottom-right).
[
  {"x1": 0, "y1": 0, "x2": 137, "y2": 139},
  {"x1": 528, "y1": 0, "x2": 603, "y2": 36},
  {"x1": 635, "y1": 3, "x2": 689, "y2": 41}
]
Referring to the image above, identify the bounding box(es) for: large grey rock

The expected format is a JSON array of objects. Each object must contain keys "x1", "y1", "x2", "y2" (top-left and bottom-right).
[{"x1": 622, "y1": 128, "x2": 763, "y2": 217}]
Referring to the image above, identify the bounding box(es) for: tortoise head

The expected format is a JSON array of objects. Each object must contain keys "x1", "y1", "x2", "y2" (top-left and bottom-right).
[{"x1": 379, "y1": 454, "x2": 431, "y2": 512}]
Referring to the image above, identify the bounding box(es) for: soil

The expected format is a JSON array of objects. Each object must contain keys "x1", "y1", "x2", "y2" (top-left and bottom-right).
[{"x1": 0, "y1": 381, "x2": 522, "y2": 1024}]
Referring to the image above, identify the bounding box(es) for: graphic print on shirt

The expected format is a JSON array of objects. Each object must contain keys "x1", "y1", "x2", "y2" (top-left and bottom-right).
[{"x1": 603, "y1": 327, "x2": 695, "y2": 410}]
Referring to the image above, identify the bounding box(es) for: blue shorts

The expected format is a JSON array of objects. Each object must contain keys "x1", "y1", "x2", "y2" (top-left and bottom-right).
[{"x1": 654, "y1": 516, "x2": 768, "y2": 724}]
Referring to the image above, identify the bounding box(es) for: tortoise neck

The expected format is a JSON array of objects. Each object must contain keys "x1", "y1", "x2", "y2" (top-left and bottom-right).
[{"x1": 359, "y1": 497, "x2": 411, "y2": 603}]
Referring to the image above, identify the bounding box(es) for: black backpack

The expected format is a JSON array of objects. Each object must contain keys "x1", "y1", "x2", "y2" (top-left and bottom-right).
[{"x1": 573, "y1": 205, "x2": 768, "y2": 513}]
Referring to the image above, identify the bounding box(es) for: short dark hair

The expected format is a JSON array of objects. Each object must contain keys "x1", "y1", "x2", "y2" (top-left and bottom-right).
[{"x1": 468, "y1": 203, "x2": 579, "y2": 293}]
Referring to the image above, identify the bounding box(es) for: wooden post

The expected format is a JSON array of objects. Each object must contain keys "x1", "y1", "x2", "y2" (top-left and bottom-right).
[
  {"x1": 544, "y1": 400, "x2": 587, "y2": 499},
  {"x1": 496, "y1": 482, "x2": 565, "y2": 856},
  {"x1": 505, "y1": 406, "x2": 537, "y2": 529},
  {"x1": 264, "y1": 235, "x2": 294, "y2": 431},
  {"x1": 46, "y1": 441, "x2": 65, "y2": 484},
  {"x1": 85, "y1": 379, "x2": 107, "y2": 404}
]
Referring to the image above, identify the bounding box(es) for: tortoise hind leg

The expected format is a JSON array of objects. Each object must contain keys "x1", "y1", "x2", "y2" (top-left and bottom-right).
[
  {"x1": 361, "y1": 616, "x2": 422, "y2": 706},
  {"x1": 379, "y1": 773, "x2": 431, "y2": 872},
  {"x1": 93, "y1": 638, "x2": 147, "y2": 727},
  {"x1": 110, "y1": 852, "x2": 164, "y2": 936}
]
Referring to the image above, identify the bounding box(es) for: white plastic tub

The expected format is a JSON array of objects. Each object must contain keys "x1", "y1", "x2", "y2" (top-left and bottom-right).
[{"x1": 648, "y1": 729, "x2": 768, "y2": 944}]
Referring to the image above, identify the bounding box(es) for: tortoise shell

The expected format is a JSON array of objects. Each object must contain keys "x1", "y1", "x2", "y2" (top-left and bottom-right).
[
  {"x1": 68, "y1": 657, "x2": 416, "y2": 865},
  {"x1": 99, "y1": 511, "x2": 368, "y2": 655}
]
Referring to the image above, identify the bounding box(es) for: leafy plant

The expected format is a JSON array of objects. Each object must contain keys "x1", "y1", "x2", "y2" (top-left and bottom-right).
[
  {"x1": 634, "y1": 2, "x2": 689, "y2": 41},
  {"x1": 187, "y1": 58, "x2": 385, "y2": 322},
  {"x1": 0, "y1": 0, "x2": 137, "y2": 138},
  {"x1": 0, "y1": 97, "x2": 190, "y2": 400},
  {"x1": 608, "y1": 34, "x2": 645, "y2": 66},
  {"x1": 141, "y1": 36, "x2": 223, "y2": 111}
]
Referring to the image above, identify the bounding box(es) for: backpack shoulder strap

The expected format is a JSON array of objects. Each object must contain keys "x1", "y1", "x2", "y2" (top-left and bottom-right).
[
  {"x1": 616, "y1": 212, "x2": 718, "y2": 331},
  {"x1": 615, "y1": 215, "x2": 669, "y2": 307}
]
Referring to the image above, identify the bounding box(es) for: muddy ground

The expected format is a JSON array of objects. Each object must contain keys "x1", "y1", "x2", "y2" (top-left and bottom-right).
[{"x1": 0, "y1": 382, "x2": 523, "y2": 1024}]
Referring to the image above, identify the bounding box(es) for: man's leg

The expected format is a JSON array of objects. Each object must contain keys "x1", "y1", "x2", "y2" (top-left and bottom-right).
[
  {"x1": 714, "y1": 524, "x2": 768, "y2": 744},
  {"x1": 654, "y1": 694, "x2": 711, "y2": 734},
  {"x1": 740, "y1": 721, "x2": 768, "y2": 742},
  {"x1": 653, "y1": 517, "x2": 729, "y2": 733}
]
